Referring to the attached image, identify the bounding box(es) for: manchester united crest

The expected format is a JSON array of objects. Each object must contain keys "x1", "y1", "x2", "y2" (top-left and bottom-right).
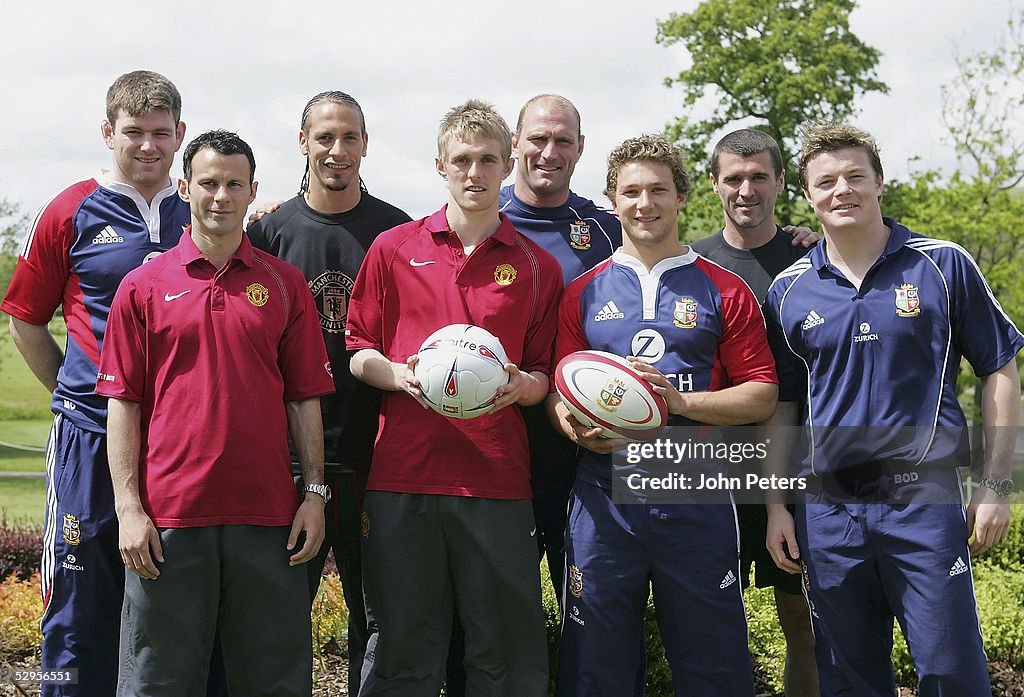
[
  {"x1": 569, "y1": 221, "x2": 592, "y2": 250},
  {"x1": 568, "y1": 564, "x2": 584, "y2": 598},
  {"x1": 246, "y1": 282, "x2": 269, "y2": 307},
  {"x1": 309, "y1": 270, "x2": 355, "y2": 333},
  {"x1": 598, "y1": 378, "x2": 627, "y2": 412},
  {"x1": 894, "y1": 283, "x2": 921, "y2": 317},
  {"x1": 673, "y1": 297, "x2": 699, "y2": 329},
  {"x1": 494, "y1": 263, "x2": 517, "y2": 286},
  {"x1": 63, "y1": 514, "x2": 81, "y2": 546}
]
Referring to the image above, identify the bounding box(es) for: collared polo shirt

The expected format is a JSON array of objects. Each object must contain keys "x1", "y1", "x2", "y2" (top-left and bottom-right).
[
  {"x1": 765, "y1": 218, "x2": 1024, "y2": 476},
  {"x1": 346, "y1": 206, "x2": 563, "y2": 499},
  {"x1": 96, "y1": 230, "x2": 334, "y2": 527}
]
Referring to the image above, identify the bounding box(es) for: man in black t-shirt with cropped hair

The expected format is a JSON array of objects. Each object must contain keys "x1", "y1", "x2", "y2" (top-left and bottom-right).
[
  {"x1": 246, "y1": 90, "x2": 410, "y2": 697},
  {"x1": 690, "y1": 128, "x2": 820, "y2": 697}
]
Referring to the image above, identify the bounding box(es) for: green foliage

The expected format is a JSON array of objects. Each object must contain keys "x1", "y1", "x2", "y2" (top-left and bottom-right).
[
  {"x1": 884, "y1": 9, "x2": 1024, "y2": 401},
  {"x1": 679, "y1": 171, "x2": 727, "y2": 241},
  {"x1": 679, "y1": 172, "x2": 816, "y2": 240},
  {"x1": 743, "y1": 587, "x2": 786, "y2": 692},
  {"x1": 539, "y1": 558, "x2": 561, "y2": 695},
  {"x1": 312, "y1": 573, "x2": 348, "y2": 664},
  {"x1": 941, "y1": 8, "x2": 1024, "y2": 194},
  {"x1": 973, "y1": 499, "x2": 1024, "y2": 574},
  {"x1": 3, "y1": 557, "x2": 1023, "y2": 686},
  {"x1": 540, "y1": 544, "x2": 1024, "y2": 695},
  {"x1": 0, "y1": 197, "x2": 29, "y2": 302},
  {"x1": 883, "y1": 169, "x2": 1024, "y2": 408},
  {"x1": 974, "y1": 564, "x2": 1024, "y2": 668},
  {"x1": 657, "y1": 0, "x2": 888, "y2": 223}
]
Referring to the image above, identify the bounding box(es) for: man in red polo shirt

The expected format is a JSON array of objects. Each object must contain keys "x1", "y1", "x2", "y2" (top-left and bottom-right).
[
  {"x1": 97, "y1": 130, "x2": 334, "y2": 697},
  {"x1": 346, "y1": 99, "x2": 562, "y2": 697}
]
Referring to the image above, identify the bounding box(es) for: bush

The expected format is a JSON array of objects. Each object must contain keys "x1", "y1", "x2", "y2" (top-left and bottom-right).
[
  {"x1": 0, "y1": 514, "x2": 42, "y2": 580},
  {"x1": 311, "y1": 573, "x2": 348, "y2": 661},
  {"x1": 974, "y1": 564, "x2": 1024, "y2": 669},
  {"x1": 974, "y1": 499, "x2": 1024, "y2": 573},
  {"x1": 540, "y1": 557, "x2": 1024, "y2": 695},
  {"x1": 0, "y1": 571, "x2": 43, "y2": 658},
  {"x1": 744, "y1": 586, "x2": 787, "y2": 693},
  {"x1": 539, "y1": 558, "x2": 560, "y2": 695}
]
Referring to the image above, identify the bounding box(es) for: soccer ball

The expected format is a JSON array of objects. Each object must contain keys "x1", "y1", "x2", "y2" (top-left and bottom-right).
[{"x1": 415, "y1": 324, "x2": 510, "y2": 419}]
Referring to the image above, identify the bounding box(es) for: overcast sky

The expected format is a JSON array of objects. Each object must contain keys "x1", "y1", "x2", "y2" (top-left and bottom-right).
[{"x1": 0, "y1": 0, "x2": 1017, "y2": 225}]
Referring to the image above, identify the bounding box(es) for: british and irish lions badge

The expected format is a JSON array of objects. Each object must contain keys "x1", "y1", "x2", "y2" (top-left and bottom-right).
[{"x1": 894, "y1": 283, "x2": 921, "y2": 317}]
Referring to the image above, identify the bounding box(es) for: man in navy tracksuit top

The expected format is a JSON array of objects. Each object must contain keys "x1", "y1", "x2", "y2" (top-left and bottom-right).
[
  {"x1": 549, "y1": 134, "x2": 779, "y2": 696},
  {"x1": 763, "y1": 122, "x2": 1022, "y2": 696},
  {"x1": 498, "y1": 94, "x2": 621, "y2": 601}
]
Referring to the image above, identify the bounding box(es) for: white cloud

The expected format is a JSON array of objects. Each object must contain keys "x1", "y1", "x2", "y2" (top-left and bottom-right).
[{"x1": 0, "y1": 0, "x2": 1017, "y2": 224}]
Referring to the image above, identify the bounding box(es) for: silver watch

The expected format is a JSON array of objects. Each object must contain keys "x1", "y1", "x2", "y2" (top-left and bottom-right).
[
  {"x1": 304, "y1": 483, "x2": 332, "y2": 503},
  {"x1": 980, "y1": 477, "x2": 1014, "y2": 499}
]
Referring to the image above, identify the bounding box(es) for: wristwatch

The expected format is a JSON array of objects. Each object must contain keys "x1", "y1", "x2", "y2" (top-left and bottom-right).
[
  {"x1": 980, "y1": 477, "x2": 1014, "y2": 499},
  {"x1": 304, "y1": 483, "x2": 332, "y2": 503}
]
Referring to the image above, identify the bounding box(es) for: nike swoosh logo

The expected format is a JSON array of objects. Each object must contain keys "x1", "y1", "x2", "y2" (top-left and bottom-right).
[
  {"x1": 530, "y1": 527, "x2": 537, "y2": 537},
  {"x1": 164, "y1": 290, "x2": 192, "y2": 301},
  {"x1": 409, "y1": 259, "x2": 436, "y2": 267}
]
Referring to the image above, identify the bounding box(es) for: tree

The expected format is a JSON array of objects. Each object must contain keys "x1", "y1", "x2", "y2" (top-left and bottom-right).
[
  {"x1": 930, "y1": 9, "x2": 1024, "y2": 342},
  {"x1": 0, "y1": 198, "x2": 29, "y2": 298},
  {"x1": 657, "y1": 0, "x2": 888, "y2": 224},
  {"x1": 885, "y1": 9, "x2": 1024, "y2": 419},
  {"x1": 0, "y1": 198, "x2": 29, "y2": 376},
  {"x1": 941, "y1": 8, "x2": 1024, "y2": 197}
]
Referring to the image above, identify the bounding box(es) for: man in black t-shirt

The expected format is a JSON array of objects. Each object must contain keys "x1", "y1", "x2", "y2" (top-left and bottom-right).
[
  {"x1": 690, "y1": 129, "x2": 819, "y2": 697},
  {"x1": 247, "y1": 91, "x2": 410, "y2": 696}
]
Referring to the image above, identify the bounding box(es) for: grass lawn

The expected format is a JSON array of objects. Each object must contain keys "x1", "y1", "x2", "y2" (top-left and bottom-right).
[
  {"x1": 0, "y1": 334, "x2": 53, "y2": 420},
  {"x1": 0, "y1": 330, "x2": 55, "y2": 475},
  {"x1": 0, "y1": 477, "x2": 45, "y2": 525},
  {"x1": 0, "y1": 418, "x2": 49, "y2": 473}
]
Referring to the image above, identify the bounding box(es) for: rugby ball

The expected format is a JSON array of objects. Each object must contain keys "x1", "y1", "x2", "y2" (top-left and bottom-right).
[
  {"x1": 415, "y1": 324, "x2": 510, "y2": 420},
  {"x1": 554, "y1": 350, "x2": 668, "y2": 441}
]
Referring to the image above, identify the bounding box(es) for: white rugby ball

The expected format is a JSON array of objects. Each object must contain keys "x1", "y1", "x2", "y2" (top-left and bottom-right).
[
  {"x1": 555, "y1": 350, "x2": 668, "y2": 441},
  {"x1": 415, "y1": 324, "x2": 510, "y2": 420}
]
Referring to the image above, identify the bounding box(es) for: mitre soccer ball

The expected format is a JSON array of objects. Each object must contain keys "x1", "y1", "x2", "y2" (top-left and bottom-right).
[{"x1": 415, "y1": 324, "x2": 510, "y2": 420}]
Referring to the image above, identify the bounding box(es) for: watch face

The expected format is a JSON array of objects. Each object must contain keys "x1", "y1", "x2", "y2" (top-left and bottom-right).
[{"x1": 983, "y1": 478, "x2": 1014, "y2": 497}]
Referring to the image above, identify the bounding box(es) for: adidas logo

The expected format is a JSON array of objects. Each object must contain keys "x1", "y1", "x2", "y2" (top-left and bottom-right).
[
  {"x1": 801, "y1": 310, "x2": 825, "y2": 330},
  {"x1": 949, "y1": 556, "x2": 969, "y2": 577},
  {"x1": 594, "y1": 300, "x2": 625, "y2": 322},
  {"x1": 92, "y1": 226, "x2": 124, "y2": 245},
  {"x1": 719, "y1": 570, "x2": 737, "y2": 589}
]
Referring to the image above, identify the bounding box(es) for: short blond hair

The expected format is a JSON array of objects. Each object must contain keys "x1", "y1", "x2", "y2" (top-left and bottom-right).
[
  {"x1": 437, "y1": 99, "x2": 513, "y2": 161},
  {"x1": 605, "y1": 134, "x2": 691, "y2": 200},
  {"x1": 798, "y1": 122, "x2": 882, "y2": 190}
]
